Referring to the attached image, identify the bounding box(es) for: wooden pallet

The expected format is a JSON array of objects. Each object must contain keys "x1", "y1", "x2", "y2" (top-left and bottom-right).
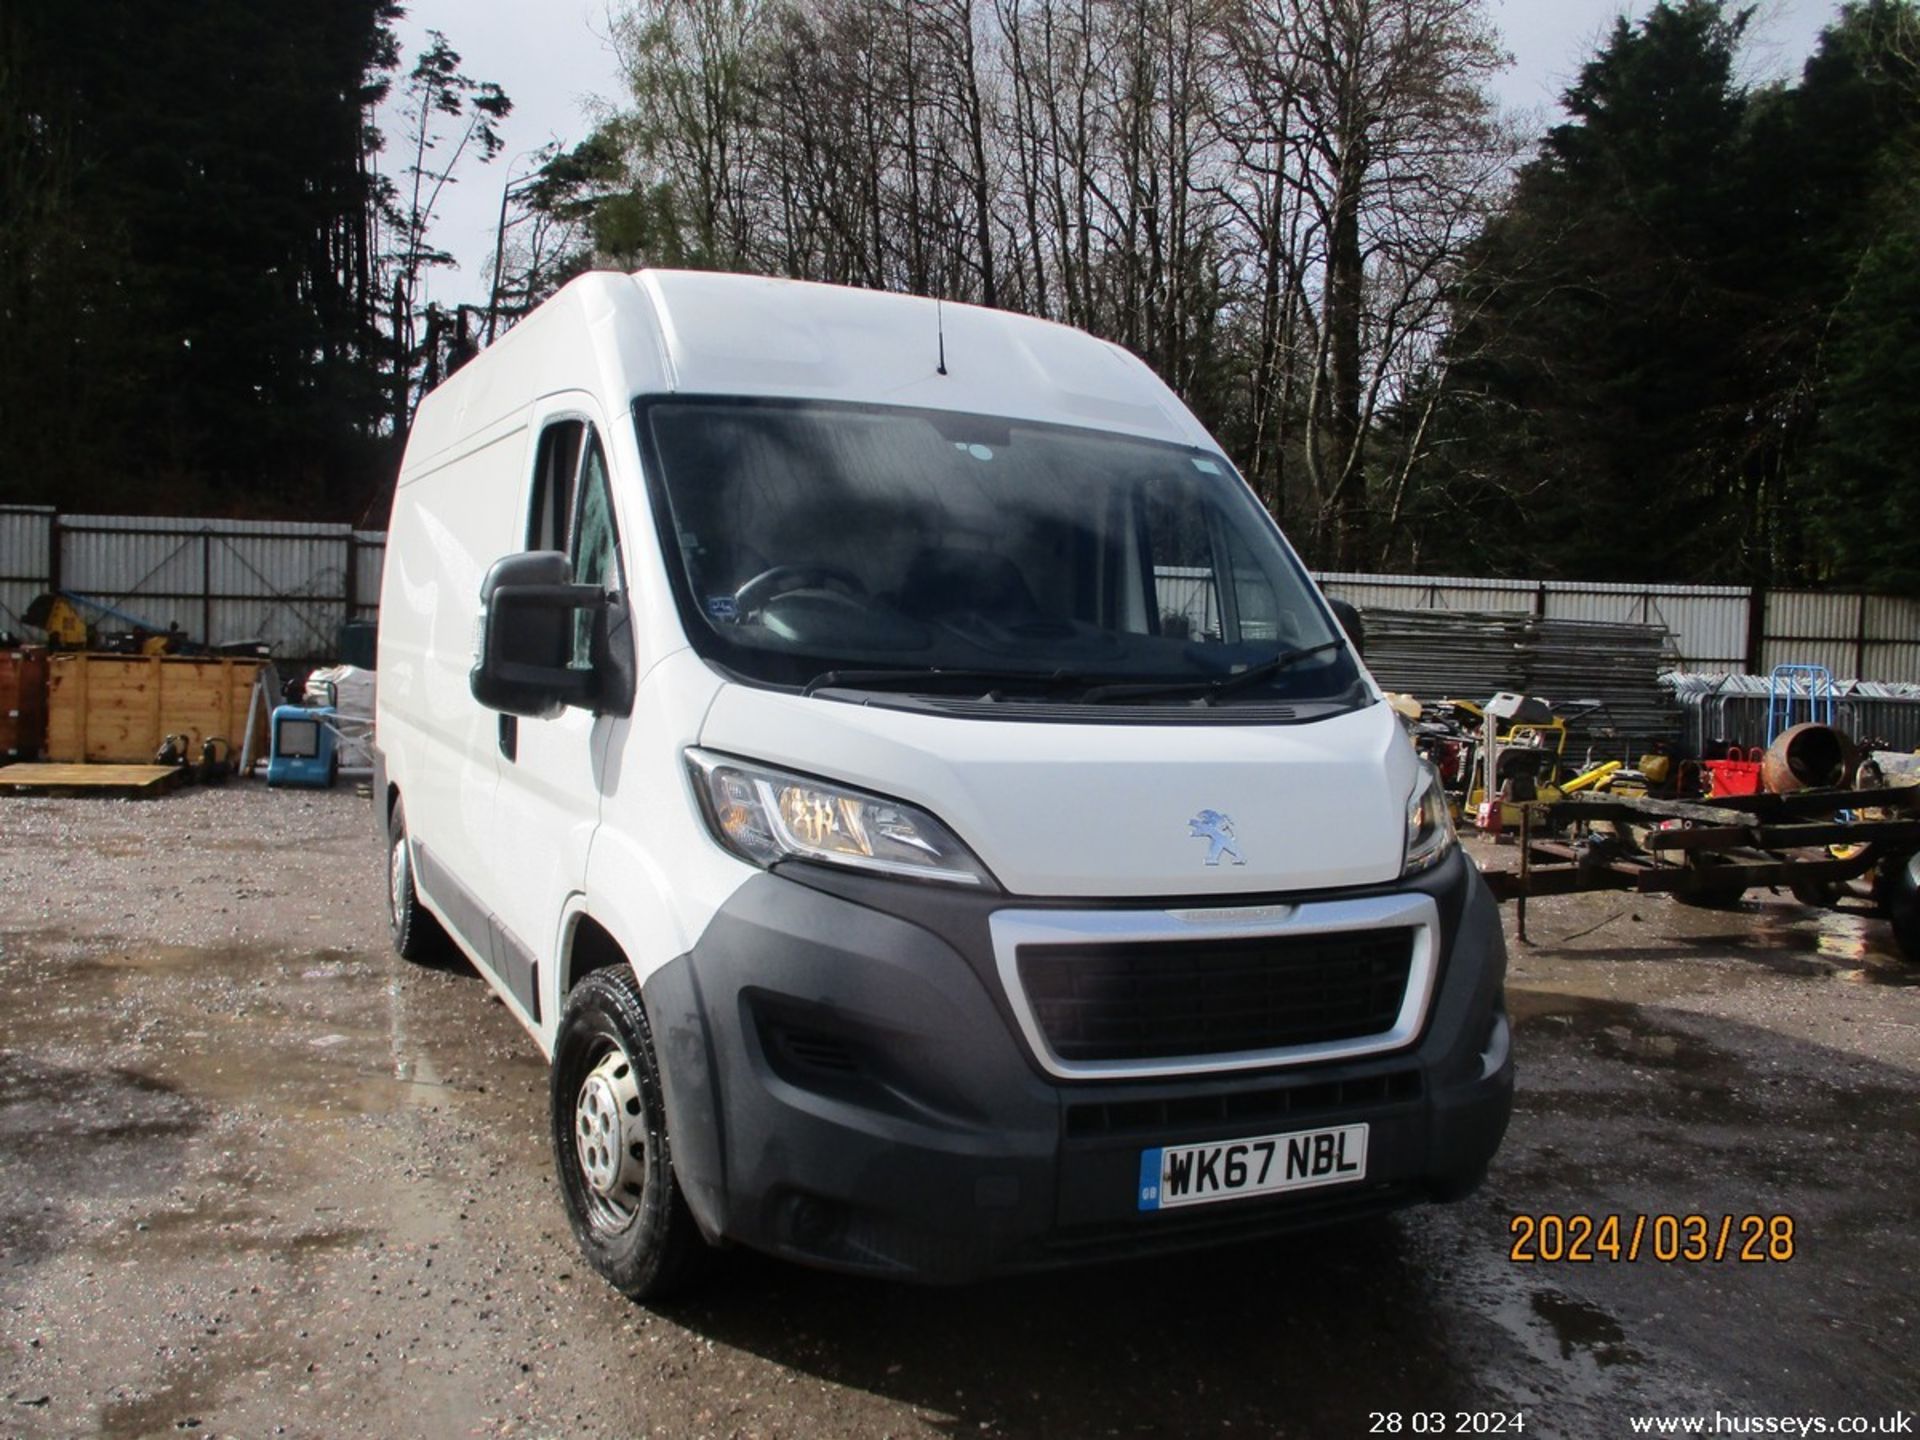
[{"x1": 0, "y1": 762, "x2": 187, "y2": 798}]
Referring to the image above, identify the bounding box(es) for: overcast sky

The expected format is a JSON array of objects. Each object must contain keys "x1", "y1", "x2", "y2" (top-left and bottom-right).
[{"x1": 380, "y1": 0, "x2": 1843, "y2": 312}]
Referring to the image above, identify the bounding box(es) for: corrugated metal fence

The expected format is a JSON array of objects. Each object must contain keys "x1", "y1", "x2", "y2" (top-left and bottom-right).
[
  {"x1": 1312, "y1": 573, "x2": 1755, "y2": 674},
  {"x1": 0, "y1": 505, "x2": 384, "y2": 663},
  {"x1": 1758, "y1": 591, "x2": 1920, "y2": 686},
  {"x1": 3, "y1": 506, "x2": 1916, "y2": 681},
  {"x1": 1313, "y1": 574, "x2": 1920, "y2": 684}
]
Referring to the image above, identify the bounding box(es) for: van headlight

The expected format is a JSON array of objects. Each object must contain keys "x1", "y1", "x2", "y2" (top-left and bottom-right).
[
  {"x1": 686, "y1": 749, "x2": 992, "y2": 887},
  {"x1": 1403, "y1": 760, "x2": 1458, "y2": 876}
]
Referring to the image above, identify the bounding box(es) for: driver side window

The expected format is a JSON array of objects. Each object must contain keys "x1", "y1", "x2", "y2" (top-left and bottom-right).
[
  {"x1": 571, "y1": 436, "x2": 620, "y2": 668},
  {"x1": 526, "y1": 418, "x2": 624, "y2": 672},
  {"x1": 527, "y1": 421, "x2": 582, "y2": 552}
]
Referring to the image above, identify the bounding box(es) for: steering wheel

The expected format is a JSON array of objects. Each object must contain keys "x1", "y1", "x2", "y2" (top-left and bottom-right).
[{"x1": 732, "y1": 563, "x2": 867, "y2": 621}]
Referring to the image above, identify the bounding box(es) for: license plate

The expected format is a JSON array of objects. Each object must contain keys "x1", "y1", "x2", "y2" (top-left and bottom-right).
[{"x1": 1138, "y1": 1123, "x2": 1369, "y2": 1211}]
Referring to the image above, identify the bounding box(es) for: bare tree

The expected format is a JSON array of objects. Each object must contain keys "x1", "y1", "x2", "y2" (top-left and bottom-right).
[
  {"x1": 1219, "y1": 0, "x2": 1512, "y2": 566},
  {"x1": 386, "y1": 31, "x2": 511, "y2": 428},
  {"x1": 614, "y1": 0, "x2": 769, "y2": 266},
  {"x1": 581, "y1": 0, "x2": 1513, "y2": 566}
]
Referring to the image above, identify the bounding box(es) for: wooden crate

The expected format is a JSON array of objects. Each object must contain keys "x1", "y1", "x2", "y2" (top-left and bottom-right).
[
  {"x1": 0, "y1": 649, "x2": 49, "y2": 761},
  {"x1": 45, "y1": 655, "x2": 268, "y2": 765}
]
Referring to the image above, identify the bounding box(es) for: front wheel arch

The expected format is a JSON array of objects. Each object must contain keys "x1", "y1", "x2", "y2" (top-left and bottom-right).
[{"x1": 561, "y1": 912, "x2": 632, "y2": 1003}]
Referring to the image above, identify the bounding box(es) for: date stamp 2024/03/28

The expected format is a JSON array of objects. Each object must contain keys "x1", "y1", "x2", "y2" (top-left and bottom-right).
[{"x1": 1508, "y1": 1213, "x2": 1796, "y2": 1264}]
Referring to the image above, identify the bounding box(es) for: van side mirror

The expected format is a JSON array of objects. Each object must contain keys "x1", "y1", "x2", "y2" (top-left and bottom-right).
[
  {"x1": 1328, "y1": 598, "x2": 1365, "y2": 659},
  {"x1": 470, "y1": 551, "x2": 601, "y2": 719}
]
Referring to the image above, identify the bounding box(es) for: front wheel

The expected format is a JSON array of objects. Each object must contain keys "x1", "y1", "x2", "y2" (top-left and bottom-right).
[{"x1": 550, "y1": 966, "x2": 709, "y2": 1301}]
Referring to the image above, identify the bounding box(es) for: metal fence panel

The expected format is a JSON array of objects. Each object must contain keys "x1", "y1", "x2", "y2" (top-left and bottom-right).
[
  {"x1": 0, "y1": 511, "x2": 364, "y2": 660},
  {"x1": 1760, "y1": 591, "x2": 1920, "y2": 682},
  {"x1": 60, "y1": 521, "x2": 210, "y2": 622},
  {"x1": 1862, "y1": 642, "x2": 1920, "y2": 686},
  {"x1": 205, "y1": 597, "x2": 349, "y2": 657},
  {"x1": 206, "y1": 530, "x2": 345, "y2": 600},
  {"x1": 1765, "y1": 590, "x2": 1860, "y2": 645},
  {"x1": 1865, "y1": 594, "x2": 1920, "y2": 648},
  {"x1": 1760, "y1": 637, "x2": 1860, "y2": 679},
  {"x1": 0, "y1": 505, "x2": 54, "y2": 639},
  {"x1": 1541, "y1": 584, "x2": 1750, "y2": 672},
  {"x1": 1649, "y1": 593, "x2": 1750, "y2": 672},
  {"x1": 351, "y1": 531, "x2": 386, "y2": 620},
  {"x1": 1313, "y1": 572, "x2": 1537, "y2": 614},
  {"x1": 1541, "y1": 588, "x2": 1646, "y2": 626}
]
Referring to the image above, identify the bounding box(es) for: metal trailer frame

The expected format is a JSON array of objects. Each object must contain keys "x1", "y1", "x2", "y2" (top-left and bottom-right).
[{"x1": 1482, "y1": 786, "x2": 1920, "y2": 959}]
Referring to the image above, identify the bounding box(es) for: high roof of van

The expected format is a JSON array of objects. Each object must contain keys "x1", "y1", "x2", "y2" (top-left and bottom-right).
[{"x1": 402, "y1": 270, "x2": 1213, "y2": 476}]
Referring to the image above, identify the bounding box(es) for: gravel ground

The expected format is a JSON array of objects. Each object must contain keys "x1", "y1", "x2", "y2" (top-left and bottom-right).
[{"x1": 0, "y1": 783, "x2": 1915, "y2": 1439}]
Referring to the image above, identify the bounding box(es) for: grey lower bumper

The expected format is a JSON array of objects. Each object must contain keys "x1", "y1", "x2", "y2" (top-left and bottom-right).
[{"x1": 642, "y1": 847, "x2": 1512, "y2": 1283}]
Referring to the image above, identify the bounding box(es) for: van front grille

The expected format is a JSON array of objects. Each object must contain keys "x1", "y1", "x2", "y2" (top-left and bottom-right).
[{"x1": 1015, "y1": 927, "x2": 1415, "y2": 1063}]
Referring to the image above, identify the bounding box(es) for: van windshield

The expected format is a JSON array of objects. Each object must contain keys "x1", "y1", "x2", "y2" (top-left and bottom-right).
[{"x1": 639, "y1": 398, "x2": 1364, "y2": 708}]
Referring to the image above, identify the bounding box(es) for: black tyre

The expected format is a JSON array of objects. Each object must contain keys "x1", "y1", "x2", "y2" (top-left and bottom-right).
[
  {"x1": 1878, "y1": 852, "x2": 1920, "y2": 964},
  {"x1": 1672, "y1": 884, "x2": 1747, "y2": 910},
  {"x1": 550, "y1": 966, "x2": 709, "y2": 1301},
  {"x1": 386, "y1": 797, "x2": 452, "y2": 963},
  {"x1": 1889, "y1": 896, "x2": 1920, "y2": 964}
]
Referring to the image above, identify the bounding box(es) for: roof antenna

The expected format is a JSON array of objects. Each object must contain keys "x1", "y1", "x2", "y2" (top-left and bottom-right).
[{"x1": 935, "y1": 296, "x2": 948, "y2": 376}]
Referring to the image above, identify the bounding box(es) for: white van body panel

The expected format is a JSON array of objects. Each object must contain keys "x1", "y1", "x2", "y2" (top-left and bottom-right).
[
  {"x1": 698, "y1": 686, "x2": 1414, "y2": 897},
  {"x1": 633, "y1": 269, "x2": 1210, "y2": 444},
  {"x1": 375, "y1": 267, "x2": 1514, "y2": 1284},
  {"x1": 571, "y1": 648, "x2": 745, "y2": 1009},
  {"x1": 378, "y1": 408, "x2": 526, "y2": 923},
  {"x1": 380, "y1": 265, "x2": 1407, "y2": 1038}
]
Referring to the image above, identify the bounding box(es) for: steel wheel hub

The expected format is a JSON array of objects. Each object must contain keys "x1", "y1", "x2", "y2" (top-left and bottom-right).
[
  {"x1": 389, "y1": 839, "x2": 407, "y2": 920},
  {"x1": 575, "y1": 1047, "x2": 645, "y2": 1220}
]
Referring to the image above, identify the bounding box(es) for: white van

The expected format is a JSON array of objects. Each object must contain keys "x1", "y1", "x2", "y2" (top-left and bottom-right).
[{"x1": 375, "y1": 270, "x2": 1512, "y2": 1298}]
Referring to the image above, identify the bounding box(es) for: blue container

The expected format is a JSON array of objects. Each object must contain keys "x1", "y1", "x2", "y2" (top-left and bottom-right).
[{"x1": 268, "y1": 704, "x2": 339, "y2": 788}]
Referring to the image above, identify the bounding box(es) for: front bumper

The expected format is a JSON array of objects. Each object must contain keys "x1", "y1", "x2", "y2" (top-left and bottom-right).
[{"x1": 641, "y1": 846, "x2": 1512, "y2": 1283}]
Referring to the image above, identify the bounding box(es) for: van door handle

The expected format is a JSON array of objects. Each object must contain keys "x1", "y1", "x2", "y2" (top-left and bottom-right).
[{"x1": 498, "y1": 714, "x2": 518, "y2": 762}]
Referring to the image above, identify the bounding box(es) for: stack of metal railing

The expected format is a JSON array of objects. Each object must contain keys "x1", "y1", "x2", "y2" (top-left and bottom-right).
[
  {"x1": 1663, "y1": 672, "x2": 1920, "y2": 755},
  {"x1": 1521, "y1": 619, "x2": 1684, "y2": 756},
  {"x1": 1352, "y1": 609, "x2": 1532, "y2": 704},
  {"x1": 1360, "y1": 609, "x2": 1682, "y2": 761}
]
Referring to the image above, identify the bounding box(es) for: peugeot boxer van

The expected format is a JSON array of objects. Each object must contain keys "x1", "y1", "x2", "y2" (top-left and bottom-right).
[{"x1": 374, "y1": 269, "x2": 1512, "y2": 1299}]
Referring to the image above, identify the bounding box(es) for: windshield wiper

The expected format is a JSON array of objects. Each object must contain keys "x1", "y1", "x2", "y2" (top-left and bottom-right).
[
  {"x1": 1078, "y1": 638, "x2": 1347, "y2": 705},
  {"x1": 801, "y1": 665, "x2": 1100, "y2": 699}
]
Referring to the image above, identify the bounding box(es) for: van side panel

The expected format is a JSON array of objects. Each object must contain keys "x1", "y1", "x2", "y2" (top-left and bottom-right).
[{"x1": 377, "y1": 413, "x2": 532, "y2": 969}]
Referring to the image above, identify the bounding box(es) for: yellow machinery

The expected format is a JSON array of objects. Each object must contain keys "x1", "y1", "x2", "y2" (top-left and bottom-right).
[
  {"x1": 1457, "y1": 699, "x2": 1660, "y2": 829},
  {"x1": 22, "y1": 594, "x2": 89, "y2": 649},
  {"x1": 1415, "y1": 693, "x2": 1672, "y2": 832},
  {"x1": 1455, "y1": 696, "x2": 1572, "y2": 826},
  {"x1": 22, "y1": 593, "x2": 185, "y2": 655}
]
